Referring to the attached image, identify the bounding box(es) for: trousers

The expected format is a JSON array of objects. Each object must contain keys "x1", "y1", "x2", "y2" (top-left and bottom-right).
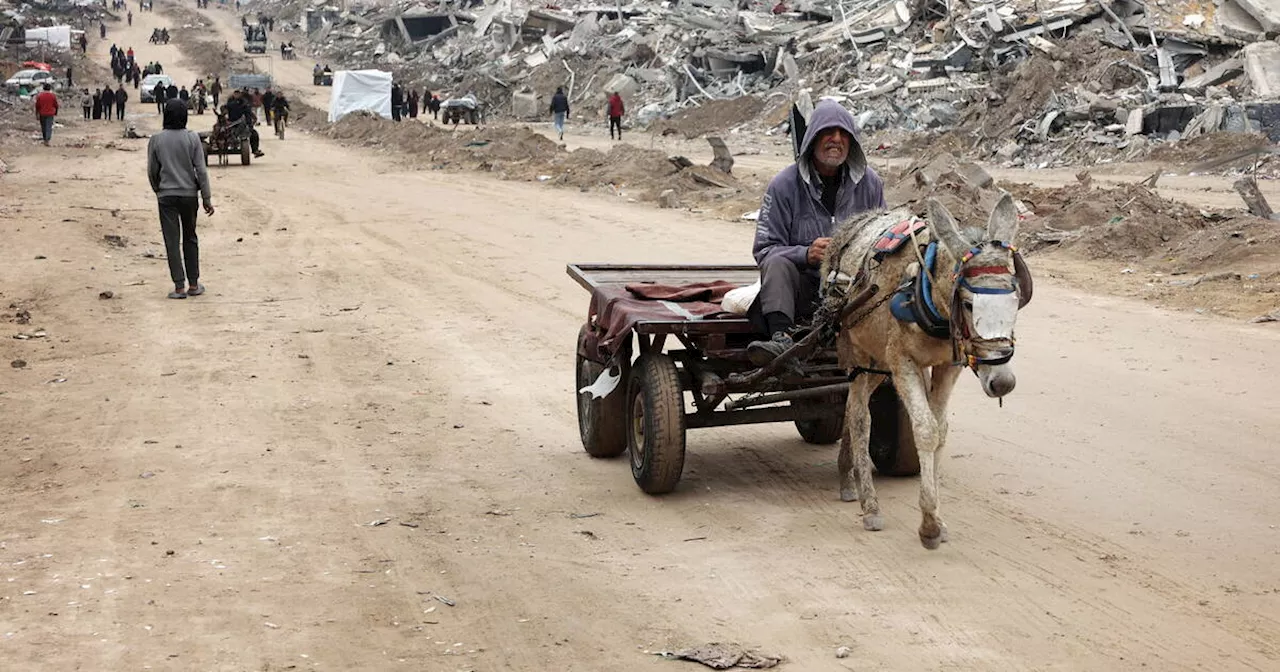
[
  {"x1": 158, "y1": 195, "x2": 200, "y2": 287},
  {"x1": 748, "y1": 254, "x2": 821, "y2": 333}
]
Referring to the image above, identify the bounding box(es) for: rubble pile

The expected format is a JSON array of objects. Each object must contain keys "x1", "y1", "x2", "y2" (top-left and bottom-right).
[
  {"x1": 303, "y1": 108, "x2": 764, "y2": 212},
  {"x1": 248, "y1": 0, "x2": 1280, "y2": 162},
  {"x1": 887, "y1": 152, "x2": 1255, "y2": 266}
]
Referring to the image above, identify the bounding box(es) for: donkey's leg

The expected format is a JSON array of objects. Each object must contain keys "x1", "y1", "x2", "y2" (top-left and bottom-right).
[
  {"x1": 927, "y1": 365, "x2": 963, "y2": 543},
  {"x1": 839, "y1": 374, "x2": 884, "y2": 530},
  {"x1": 891, "y1": 359, "x2": 946, "y2": 549}
]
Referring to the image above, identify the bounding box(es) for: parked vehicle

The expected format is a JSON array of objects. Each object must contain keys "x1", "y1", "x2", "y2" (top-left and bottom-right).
[
  {"x1": 441, "y1": 94, "x2": 483, "y2": 125},
  {"x1": 139, "y1": 74, "x2": 174, "y2": 102},
  {"x1": 4, "y1": 68, "x2": 59, "y2": 93}
]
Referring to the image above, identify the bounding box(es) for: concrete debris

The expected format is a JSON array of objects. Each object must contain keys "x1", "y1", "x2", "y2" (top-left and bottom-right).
[{"x1": 226, "y1": 0, "x2": 1280, "y2": 166}]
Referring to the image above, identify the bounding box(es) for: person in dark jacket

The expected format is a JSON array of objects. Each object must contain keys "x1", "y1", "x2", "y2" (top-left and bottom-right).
[
  {"x1": 153, "y1": 81, "x2": 167, "y2": 114},
  {"x1": 390, "y1": 83, "x2": 403, "y2": 122},
  {"x1": 746, "y1": 100, "x2": 887, "y2": 365},
  {"x1": 92, "y1": 88, "x2": 103, "y2": 119},
  {"x1": 148, "y1": 99, "x2": 214, "y2": 299},
  {"x1": 549, "y1": 86, "x2": 569, "y2": 140},
  {"x1": 115, "y1": 84, "x2": 128, "y2": 120},
  {"x1": 165, "y1": 82, "x2": 179, "y2": 103},
  {"x1": 100, "y1": 85, "x2": 115, "y2": 122}
]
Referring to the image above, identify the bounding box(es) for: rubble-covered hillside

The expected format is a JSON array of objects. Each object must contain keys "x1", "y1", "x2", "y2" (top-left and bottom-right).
[{"x1": 244, "y1": 0, "x2": 1280, "y2": 165}]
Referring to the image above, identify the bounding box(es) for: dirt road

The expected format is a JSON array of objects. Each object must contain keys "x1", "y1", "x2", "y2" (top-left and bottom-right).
[{"x1": 2, "y1": 5, "x2": 1279, "y2": 671}]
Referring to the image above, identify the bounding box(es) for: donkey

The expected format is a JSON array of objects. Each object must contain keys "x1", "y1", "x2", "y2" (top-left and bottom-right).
[{"x1": 820, "y1": 192, "x2": 1027, "y2": 549}]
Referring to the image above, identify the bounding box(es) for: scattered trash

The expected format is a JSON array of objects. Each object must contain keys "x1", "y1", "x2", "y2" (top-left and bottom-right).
[
  {"x1": 10, "y1": 359, "x2": 26, "y2": 369},
  {"x1": 569, "y1": 512, "x2": 600, "y2": 519},
  {"x1": 835, "y1": 646, "x2": 852, "y2": 659},
  {"x1": 657, "y1": 644, "x2": 782, "y2": 669},
  {"x1": 433, "y1": 594, "x2": 456, "y2": 607},
  {"x1": 98, "y1": 291, "x2": 115, "y2": 300},
  {"x1": 368, "y1": 518, "x2": 392, "y2": 526}
]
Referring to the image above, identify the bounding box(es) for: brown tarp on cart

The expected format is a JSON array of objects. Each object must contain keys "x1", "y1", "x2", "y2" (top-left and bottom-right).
[{"x1": 584, "y1": 281, "x2": 745, "y2": 361}]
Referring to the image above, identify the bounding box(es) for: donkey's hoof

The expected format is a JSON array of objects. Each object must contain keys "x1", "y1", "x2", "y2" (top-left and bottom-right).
[
  {"x1": 840, "y1": 488, "x2": 858, "y2": 503},
  {"x1": 939, "y1": 524, "x2": 950, "y2": 544},
  {"x1": 863, "y1": 513, "x2": 884, "y2": 531},
  {"x1": 919, "y1": 530, "x2": 943, "y2": 550}
]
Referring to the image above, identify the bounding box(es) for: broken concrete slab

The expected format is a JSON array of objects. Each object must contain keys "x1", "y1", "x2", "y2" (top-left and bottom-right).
[
  {"x1": 1244, "y1": 41, "x2": 1280, "y2": 98},
  {"x1": 1219, "y1": 0, "x2": 1267, "y2": 42},
  {"x1": 707, "y1": 136, "x2": 734, "y2": 174},
  {"x1": 511, "y1": 90, "x2": 541, "y2": 119},
  {"x1": 1234, "y1": 0, "x2": 1280, "y2": 34},
  {"x1": 1181, "y1": 58, "x2": 1244, "y2": 93}
]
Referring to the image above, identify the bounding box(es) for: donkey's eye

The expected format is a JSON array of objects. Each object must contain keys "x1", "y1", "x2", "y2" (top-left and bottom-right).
[{"x1": 962, "y1": 301, "x2": 973, "y2": 311}]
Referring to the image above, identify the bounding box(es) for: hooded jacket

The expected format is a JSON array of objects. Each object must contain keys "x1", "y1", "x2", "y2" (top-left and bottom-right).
[
  {"x1": 147, "y1": 100, "x2": 211, "y2": 202},
  {"x1": 752, "y1": 100, "x2": 885, "y2": 268}
]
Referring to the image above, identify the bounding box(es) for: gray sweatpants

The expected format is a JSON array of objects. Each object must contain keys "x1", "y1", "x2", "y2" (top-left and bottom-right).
[
  {"x1": 158, "y1": 195, "x2": 200, "y2": 287},
  {"x1": 753, "y1": 254, "x2": 820, "y2": 326}
]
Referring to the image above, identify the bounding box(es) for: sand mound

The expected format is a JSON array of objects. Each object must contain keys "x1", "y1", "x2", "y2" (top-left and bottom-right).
[{"x1": 650, "y1": 96, "x2": 766, "y2": 139}]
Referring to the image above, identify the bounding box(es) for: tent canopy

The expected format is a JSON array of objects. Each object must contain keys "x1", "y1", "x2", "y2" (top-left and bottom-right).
[{"x1": 328, "y1": 69, "x2": 392, "y2": 122}]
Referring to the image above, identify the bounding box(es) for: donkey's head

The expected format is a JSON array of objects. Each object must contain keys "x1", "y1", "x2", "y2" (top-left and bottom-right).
[{"x1": 926, "y1": 193, "x2": 1026, "y2": 399}]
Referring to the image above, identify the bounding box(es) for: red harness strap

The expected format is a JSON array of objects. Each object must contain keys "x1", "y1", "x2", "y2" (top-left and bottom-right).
[{"x1": 963, "y1": 265, "x2": 1010, "y2": 278}]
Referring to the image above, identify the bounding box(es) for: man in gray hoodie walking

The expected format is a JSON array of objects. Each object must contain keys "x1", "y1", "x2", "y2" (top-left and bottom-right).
[
  {"x1": 147, "y1": 98, "x2": 214, "y2": 299},
  {"x1": 747, "y1": 100, "x2": 886, "y2": 365}
]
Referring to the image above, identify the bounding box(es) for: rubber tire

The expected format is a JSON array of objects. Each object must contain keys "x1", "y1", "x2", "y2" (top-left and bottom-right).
[
  {"x1": 627, "y1": 354, "x2": 686, "y2": 494},
  {"x1": 240, "y1": 140, "x2": 251, "y2": 166},
  {"x1": 575, "y1": 325, "x2": 627, "y2": 458},
  {"x1": 793, "y1": 397, "x2": 845, "y2": 445},
  {"x1": 868, "y1": 383, "x2": 920, "y2": 476}
]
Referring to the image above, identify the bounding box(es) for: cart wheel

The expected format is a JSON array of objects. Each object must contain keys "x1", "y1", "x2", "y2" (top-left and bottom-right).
[
  {"x1": 792, "y1": 396, "x2": 844, "y2": 445},
  {"x1": 627, "y1": 353, "x2": 686, "y2": 494},
  {"x1": 240, "y1": 140, "x2": 251, "y2": 165},
  {"x1": 575, "y1": 324, "x2": 628, "y2": 458},
  {"x1": 868, "y1": 383, "x2": 920, "y2": 476}
]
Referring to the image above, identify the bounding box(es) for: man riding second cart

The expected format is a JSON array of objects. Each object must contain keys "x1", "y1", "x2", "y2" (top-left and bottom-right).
[{"x1": 747, "y1": 100, "x2": 886, "y2": 365}]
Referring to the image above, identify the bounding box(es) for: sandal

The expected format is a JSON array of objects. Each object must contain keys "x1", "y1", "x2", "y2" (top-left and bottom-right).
[{"x1": 167, "y1": 290, "x2": 187, "y2": 299}]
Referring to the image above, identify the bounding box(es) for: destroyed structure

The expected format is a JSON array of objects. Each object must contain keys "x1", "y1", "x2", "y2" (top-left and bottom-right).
[{"x1": 265, "y1": 0, "x2": 1280, "y2": 164}]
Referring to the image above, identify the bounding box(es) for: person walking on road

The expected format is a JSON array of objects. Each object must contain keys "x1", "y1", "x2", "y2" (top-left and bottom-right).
[
  {"x1": 80, "y1": 89, "x2": 92, "y2": 120},
  {"x1": 607, "y1": 91, "x2": 625, "y2": 140},
  {"x1": 210, "y1": 77, "x2": 222, "y2": 108},
  {"x1": 153, "y1": 80, "x2": 167, "y2": 115},
  {"x1": 147, "y1": 99, "x2": 214, "y2": 300},
  {"x1": 100, "y1": 85, "x2": 115, "y2": 123},
  {"x1": 35, "y1": 84, "x2": 58, "y2": 146},
  {"x1": 115, "y1": 84, "x2": 128, "y2": 120},
  {"x1": 550, "y1": 86, "x2": 569, "y2": 141}
]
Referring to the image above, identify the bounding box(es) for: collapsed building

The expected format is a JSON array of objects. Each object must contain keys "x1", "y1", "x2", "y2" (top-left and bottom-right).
[{"x1": 257, "y1": 0, "x2": 1280, "y2": 163}]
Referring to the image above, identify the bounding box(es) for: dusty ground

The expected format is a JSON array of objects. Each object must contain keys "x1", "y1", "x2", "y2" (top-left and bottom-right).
[{"x1": 2, "y1": 4, "x2": 1280, "y2": 671}]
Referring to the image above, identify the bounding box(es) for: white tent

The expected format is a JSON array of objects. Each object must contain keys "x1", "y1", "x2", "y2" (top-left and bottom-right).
[
  {"x1": 327, "y1": 70, "x2": 392, "y2": 122},
  {"x1": 24, "y1": 26, "x2": 72, "y2": 50}
]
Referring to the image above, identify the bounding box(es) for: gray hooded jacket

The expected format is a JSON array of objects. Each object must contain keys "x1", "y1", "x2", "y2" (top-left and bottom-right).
[
  {"x1": 147, "y1": 99, "x2": 211, "y2": 202},
  {"x1": 752, "y1": 100, "x2": 885, "y2": 268}
]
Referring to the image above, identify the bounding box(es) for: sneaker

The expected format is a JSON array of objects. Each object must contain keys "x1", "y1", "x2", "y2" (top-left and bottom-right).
[{"x1": 747, "y1": 331, "x2": 795, "y2": 367}]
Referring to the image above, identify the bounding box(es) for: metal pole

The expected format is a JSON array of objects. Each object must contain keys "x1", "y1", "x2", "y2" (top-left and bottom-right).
[{"x1": 723, "y1": 382, "x2": 849, "y2": 411}]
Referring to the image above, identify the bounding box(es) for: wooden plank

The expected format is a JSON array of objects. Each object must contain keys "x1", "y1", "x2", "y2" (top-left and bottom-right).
[{"x1": 566, "y1": 263, "x2": 759, "y2": 292}]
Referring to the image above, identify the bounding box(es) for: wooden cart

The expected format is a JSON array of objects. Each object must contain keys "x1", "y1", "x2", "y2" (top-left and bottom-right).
[{"x1": 569, "y1": 263, "x2": 918, "y2": 495}]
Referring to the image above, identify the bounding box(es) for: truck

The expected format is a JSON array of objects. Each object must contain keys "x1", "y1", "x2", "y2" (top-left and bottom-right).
[{"x1": 243, "y1": 24, "x2": 267, "y2": 53}]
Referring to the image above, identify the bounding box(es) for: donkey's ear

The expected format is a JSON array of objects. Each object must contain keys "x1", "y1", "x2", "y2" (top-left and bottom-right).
[
  {"x1": 986, "y1": 191, "x2": 1019, "y2": 245},
  {"x1": 926, "y1": 197, "x2": 969, "y2": 257}
]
